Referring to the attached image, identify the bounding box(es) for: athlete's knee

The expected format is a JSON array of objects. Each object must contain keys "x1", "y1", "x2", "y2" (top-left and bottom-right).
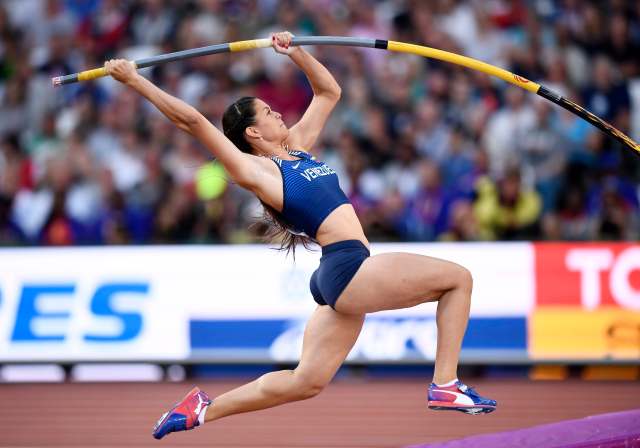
[
  {"x1": 451, "y1": 263, "x2": 473, "y2": 292},
  {"x1": 291, "y1": 371, "x2": 328, "y2": 400},
  {"x1": 460, "y1": 265, "x2": 473, "y2": 290}
]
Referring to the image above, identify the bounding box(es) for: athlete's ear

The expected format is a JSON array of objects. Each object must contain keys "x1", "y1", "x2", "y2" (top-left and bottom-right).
[{"x1": 245, "y1": 126, "x2": 261, "y2": 140}]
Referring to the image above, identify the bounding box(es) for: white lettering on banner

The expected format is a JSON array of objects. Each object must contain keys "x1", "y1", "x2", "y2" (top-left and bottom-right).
[
  {"x1": 566, "y1": 247, "x2": 640, "y2": 310},
  {"x1": 356, "y1": 320, "x2": 438, "y2": 360},
  {"x1": 566, "y1": 249, "x2": 613, "y2": 310},
  {"x1": 269, "y1": 319, "x2": 438, "y2": 361},
  {"x1": 610, "y1": 248, "x2": 640, "y2": 310}
]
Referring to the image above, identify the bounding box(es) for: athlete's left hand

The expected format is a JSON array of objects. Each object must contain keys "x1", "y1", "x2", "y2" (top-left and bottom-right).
[
  {"x1": 271, "y1": 31, "x2": 298, "y2": 55},
  {"x1": 105, "y1": 59, "x2": 138, "y2": 85}
]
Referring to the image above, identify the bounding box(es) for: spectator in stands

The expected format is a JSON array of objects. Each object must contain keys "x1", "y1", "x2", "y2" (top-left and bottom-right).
[
  {"x1": 542, "y1": 186, "x2": 596, "y2": 241},
  {"x1": 439, "y1": 199, "x2": 486, "y2": 242},
  {"x1": 518, "y1": 100, "x2": 567, "y2": 212},
  {"x1": 474, "y1": 167, "x2": 542, "y2": 240}
]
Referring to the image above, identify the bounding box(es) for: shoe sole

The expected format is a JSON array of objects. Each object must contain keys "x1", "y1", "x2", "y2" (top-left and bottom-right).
[{"x1": 428, "y1": 401, "x2": 496, "y2": 414}]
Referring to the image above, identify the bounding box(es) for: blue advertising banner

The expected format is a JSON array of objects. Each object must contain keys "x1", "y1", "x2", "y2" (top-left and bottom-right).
[{"x1": 190, "y1": 317, "x2": 527, "y2": 363}]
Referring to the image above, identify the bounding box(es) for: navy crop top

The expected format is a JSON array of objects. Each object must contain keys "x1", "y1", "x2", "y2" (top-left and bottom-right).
[{"x1": 270, "y1": 150, "x2": 350, "y2": 238}]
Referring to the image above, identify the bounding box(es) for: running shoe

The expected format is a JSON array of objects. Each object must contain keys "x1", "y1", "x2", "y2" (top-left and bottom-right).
[
  {"x1": 152, "y1": 386, "x2": 211, "y2": 440},
  {"x1": 427, "y1": 380, "x2": 496, "y2": 415}
]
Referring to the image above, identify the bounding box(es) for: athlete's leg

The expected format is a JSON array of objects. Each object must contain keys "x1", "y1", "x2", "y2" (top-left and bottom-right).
[
  {"x1": 334, "y1": 253, "x2": 472, "y2": 385},
  {"x1": 204, "y1": 305, "x2": 364, "y2": 422}
]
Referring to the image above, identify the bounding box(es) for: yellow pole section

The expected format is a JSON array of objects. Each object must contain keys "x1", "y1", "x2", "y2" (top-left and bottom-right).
[
  {"x1": 77, "y1": 67, "x2": 108, "y2": 82},
  {"x1": 387, "y1": 41, "x2": 541, "y2": 93},
  {"x1": 229, "y1": 38, "x2": 272, "y2": 52}
]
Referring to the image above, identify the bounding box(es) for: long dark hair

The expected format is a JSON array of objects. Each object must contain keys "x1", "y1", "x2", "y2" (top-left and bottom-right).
[{"x1": 222, "y1": 96, "x2": 315, "y2": 258}]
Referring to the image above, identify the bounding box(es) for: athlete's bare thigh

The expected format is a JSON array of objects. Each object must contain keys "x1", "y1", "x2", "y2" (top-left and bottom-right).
[{"x1": 334, "y1": 252, "x2": 470, "y2": 315}]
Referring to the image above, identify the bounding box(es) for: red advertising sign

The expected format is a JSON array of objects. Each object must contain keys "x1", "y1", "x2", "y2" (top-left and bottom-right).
[
  {"x1": 532, "y1": 243, "x2": 640, "y2": 359},
  {"x1": 535, "y1": 243, "x2": 640, "y2": 310}
]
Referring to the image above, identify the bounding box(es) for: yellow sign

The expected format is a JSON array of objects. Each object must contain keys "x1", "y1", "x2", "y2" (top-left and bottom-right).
[{"x1": 530, "y1": 307, "x2": 640, "y2": 360}]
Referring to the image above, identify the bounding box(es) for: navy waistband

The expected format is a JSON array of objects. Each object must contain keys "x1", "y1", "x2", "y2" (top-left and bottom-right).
[{"x1": 321, "y1": 239, "x2": 370, "y2": 256}]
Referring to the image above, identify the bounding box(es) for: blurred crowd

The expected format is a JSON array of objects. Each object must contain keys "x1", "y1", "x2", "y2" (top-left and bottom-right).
[{"x1": 1, "y1": 0, "x2": 639, "y2": 246}]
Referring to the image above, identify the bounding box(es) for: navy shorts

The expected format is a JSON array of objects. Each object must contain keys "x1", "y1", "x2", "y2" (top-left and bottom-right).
[{"x1": 309, "y1": 240, "x2": 370, "y2": 309}]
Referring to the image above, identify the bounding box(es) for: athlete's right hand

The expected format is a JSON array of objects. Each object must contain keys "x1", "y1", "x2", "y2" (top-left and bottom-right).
[
  {"x1": 271, "y1": 31, "x2": 298, "y2": 55},
  {"x1": 104, "y1": 59, "x2": 138, "y2": 84}
]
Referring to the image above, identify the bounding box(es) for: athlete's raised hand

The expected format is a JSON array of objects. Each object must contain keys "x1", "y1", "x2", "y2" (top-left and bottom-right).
[
  {"x1": 271, "y1": 31, "x2": 298, "y2": 55},
  {"x1": 104, "y1": 59, "x2": 138, "y2": 84}
]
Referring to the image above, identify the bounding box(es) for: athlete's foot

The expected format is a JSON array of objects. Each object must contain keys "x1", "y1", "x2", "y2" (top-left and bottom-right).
[
  {"x1": 152, "y1": 386, "x2": 211, "y2": 439},
  {"x1": 428, "y1": 380, "x2": 496, "y2": 415}
]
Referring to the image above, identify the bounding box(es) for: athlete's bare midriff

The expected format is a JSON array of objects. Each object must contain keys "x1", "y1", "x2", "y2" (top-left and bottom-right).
[
  {"x1": 252, "y1": 154, "x2": 369, "y2": 249},
  {"x1": 314, "y1": 203, "x2": 369, "y2": 248}
]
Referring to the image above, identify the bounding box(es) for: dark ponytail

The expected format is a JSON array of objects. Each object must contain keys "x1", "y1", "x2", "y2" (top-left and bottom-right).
[{"x1": 222, "y1": 97, "x2": 315, "y2": 258}]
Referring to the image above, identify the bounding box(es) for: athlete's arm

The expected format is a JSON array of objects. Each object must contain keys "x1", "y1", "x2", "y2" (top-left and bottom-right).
[
  {"x1": 272, "y1": 32, "x2": 341, "y2": 151},
  {"x1": 105, "y1": 59, "x2": 262, "y2": 190}
]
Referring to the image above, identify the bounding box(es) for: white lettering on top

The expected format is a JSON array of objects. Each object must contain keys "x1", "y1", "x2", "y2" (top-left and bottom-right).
[
  {"x1": 566, "y1": 249, "x2": 613, "y2": 310},
  {"x1": 299, "y1": 164, "x2": 336, "y2": 181},
  {"x1": 566, "y1": 247, "x2": 640, "y2": 310}
]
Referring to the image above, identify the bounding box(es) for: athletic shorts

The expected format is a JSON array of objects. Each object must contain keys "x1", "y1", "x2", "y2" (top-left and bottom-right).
[{"x1": 309, "y1": 239, "x2": 370, "y2": 309}]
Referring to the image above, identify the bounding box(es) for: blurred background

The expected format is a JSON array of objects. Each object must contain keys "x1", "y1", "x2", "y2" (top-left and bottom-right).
[
  {"x1": 1, "y1": 0, "x2": 639, "y2": 246},
  {"x1": 0, "y1": 2, "x2": 638, "y2": 444}
]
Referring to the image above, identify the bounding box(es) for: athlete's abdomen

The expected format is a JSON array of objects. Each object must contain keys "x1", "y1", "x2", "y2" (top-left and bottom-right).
[{"x1": 314, "y1": 203, "x2": 369, "y2": 248}]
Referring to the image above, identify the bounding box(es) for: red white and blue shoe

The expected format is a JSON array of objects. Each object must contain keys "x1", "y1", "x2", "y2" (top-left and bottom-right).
[
  {"x1": 152, "y1": 386, "x2": 211, "y2": 440},
  {"x1": 428, "y1": 381, "x2": 496, "y2": 415}
]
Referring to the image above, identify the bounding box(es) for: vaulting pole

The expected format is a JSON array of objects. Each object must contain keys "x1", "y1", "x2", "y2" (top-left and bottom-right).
[{"x1": 52, "y1": 36, "x2": 640, "y2": 156}]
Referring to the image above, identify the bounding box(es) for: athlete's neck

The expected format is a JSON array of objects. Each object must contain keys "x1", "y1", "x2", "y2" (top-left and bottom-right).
[{"x1": 253, "y1": 140, "x2": 292, "y2": 160}]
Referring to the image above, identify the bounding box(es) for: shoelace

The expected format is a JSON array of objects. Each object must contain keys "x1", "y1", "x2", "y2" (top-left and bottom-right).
[{"x1": 458, "y1": 383, "x2": 480, "y2": 398}]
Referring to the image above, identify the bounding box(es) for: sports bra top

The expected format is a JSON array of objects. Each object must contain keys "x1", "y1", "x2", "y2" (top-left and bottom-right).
[{"x1": 269, "y1": 150, "x2": 350, "y2": 238}]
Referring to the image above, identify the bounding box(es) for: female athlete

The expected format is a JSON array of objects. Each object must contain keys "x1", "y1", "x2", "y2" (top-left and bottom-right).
[{"x1": 105, "y1": 31, "x2": 496, "y2": 441}]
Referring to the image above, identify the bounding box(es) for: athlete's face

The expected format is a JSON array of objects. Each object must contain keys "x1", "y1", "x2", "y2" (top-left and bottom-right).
[{"x1": 249, "y1": 98, "x2": 289, "y2": 143}]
